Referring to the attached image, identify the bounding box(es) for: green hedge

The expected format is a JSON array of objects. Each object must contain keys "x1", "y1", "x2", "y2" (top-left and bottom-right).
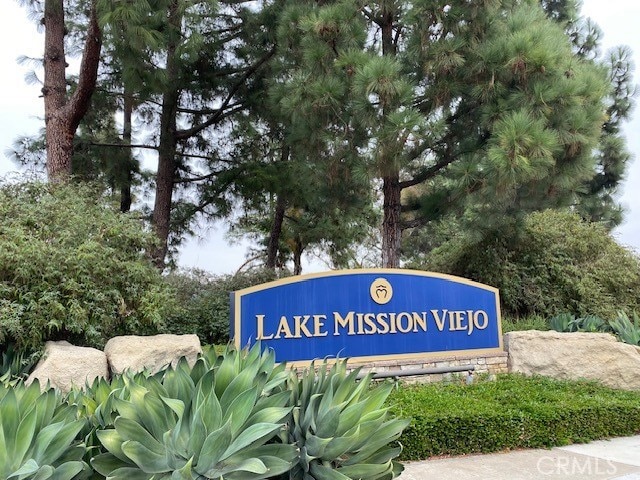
[{"x1": 387, "y1": 374, "x2": 640, "y2": 460}]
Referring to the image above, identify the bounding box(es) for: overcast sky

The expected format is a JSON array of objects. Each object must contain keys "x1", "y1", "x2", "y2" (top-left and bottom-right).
[{"x1": 1, "y1": 0, "x2": 638, "y2": 274}]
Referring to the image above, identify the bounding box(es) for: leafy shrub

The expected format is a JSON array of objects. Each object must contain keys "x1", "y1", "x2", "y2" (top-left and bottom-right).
[
  {"x1": 0, "y1": 181, "x2": 177, "y2": 350},
  {"x1": 0, "y1": 381, "x2": 89, "y2": 480},
  {"x1": 420, "y1": 210, "x2": 640, "y2": 319},
  {"x1": 388, "y1": 374, "x2": 640, "y2": 460},
  {"x1": 163, "y1": 268, "x2": 279, "y2": 344}
]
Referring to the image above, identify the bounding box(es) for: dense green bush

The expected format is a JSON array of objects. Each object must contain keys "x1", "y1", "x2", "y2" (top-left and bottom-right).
[
  {"x1": 0, "y1": 181, "x2": 176, "y2": 350},
  {"x1": 164, "y1": 268, "x2": 280, "y2": 344},
  {"x1": 388, "y1": 374, "x2": 640, "y2": 460},
  {"x1": 419, "y1": 210, "x2": 640, "y2": 319}
]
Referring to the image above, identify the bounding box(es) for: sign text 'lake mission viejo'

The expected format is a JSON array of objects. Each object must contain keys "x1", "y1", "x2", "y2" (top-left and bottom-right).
[{"x1": 231, "y1": 269, "x2": 503, "y2": 364}]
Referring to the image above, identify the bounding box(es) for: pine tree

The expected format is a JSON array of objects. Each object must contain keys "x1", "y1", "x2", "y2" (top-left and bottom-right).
[{"x1": 274, "y1": 0, "x2": 613, "y2": 267}]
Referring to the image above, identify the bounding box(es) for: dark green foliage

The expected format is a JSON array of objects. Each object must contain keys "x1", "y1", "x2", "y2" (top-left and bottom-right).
[
  {"x1": 163, "y1": 268, "x2": 280, "y2": 344},
  {"x1": 0, "y1": 181, "x2": 177, "y2": 350},
  {"x1": 0, "y1": 344, "x2": 37, "y2": 387},
  {"x1": 388, "y1": 374, "x2": 640, "y2": 460},
  {"x1": 419, "y1": 210, "x2": 640, "y2": 319}
]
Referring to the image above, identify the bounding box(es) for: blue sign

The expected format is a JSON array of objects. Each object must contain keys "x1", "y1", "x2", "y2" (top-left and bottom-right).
[{"x1": 231, "y1": 269, "x2": 502, "y2": 364}]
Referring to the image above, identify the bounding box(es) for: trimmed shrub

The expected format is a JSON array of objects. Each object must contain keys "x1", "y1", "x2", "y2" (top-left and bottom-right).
[
  {"x1": 0, "y1": 181, "x2": 176, "y2": 350},
  {"x1": 419, "y1": 210, "x2": 640, "y2": 319},
  {"x1": 388, "y1": 374, "x2": 640, "y2": 460}
]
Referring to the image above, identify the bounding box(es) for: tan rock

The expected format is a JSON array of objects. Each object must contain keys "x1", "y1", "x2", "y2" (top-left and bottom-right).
[
  {"x1": 504, "y1": 330, "x2": 640, "y2": 390},
  {"x1": 104, "y1": 334, "x2": 202, "y2": 375},
  {"x1": 27, "y1": 341, "x2": 108, "y2": 393}
]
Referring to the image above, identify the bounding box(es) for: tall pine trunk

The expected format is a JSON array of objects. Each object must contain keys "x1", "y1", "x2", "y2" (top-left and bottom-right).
[
  {"x1": 151, "y1": 0, "x2": 181, "y2": 268},
  {"x1": 266, "y1": 145, "x2": 290, "y2": 270},
  {"x1": 292, "y1": 235, "x2": 303, "y2": 275},
  {"x1": 267, "y1": 194, "x2": 287, "y2": 270},
  {"x1": 381, "y1": 173, "x2": 402, "y2": 268},
  {"x1": 120, "y1": 88, "x2": 134, "y2": 213},
  {"x1": 43, "y1": 0, "x2": 102, "y2": 182},
  {"x1": 379, "y1": 6, "x2": 402, "y2": 268}
]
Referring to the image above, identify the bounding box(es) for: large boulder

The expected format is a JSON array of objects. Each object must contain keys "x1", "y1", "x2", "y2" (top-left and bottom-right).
[
  {"x1": 28, "y1": 341, "x2": 108, "y2": 393},
  {"x1": 504, "y1": 330, "x2": 640, "y2": 390},
  {"x1": 104, "y1": 334, "x2": 202, "y2": 375}
]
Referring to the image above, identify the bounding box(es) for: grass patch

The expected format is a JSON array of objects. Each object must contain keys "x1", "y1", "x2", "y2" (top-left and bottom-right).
[
  {"x1": 387, "y1": 374, "x2": 640, "y2": 460},
  {"x1": 501, "y1": 315, "x2": 550, "y2": 333}
]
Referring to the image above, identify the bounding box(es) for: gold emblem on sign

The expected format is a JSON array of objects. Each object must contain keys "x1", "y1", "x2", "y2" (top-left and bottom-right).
[{"x1": 370, "y1": 278, "x2": 393, "y2": 305}]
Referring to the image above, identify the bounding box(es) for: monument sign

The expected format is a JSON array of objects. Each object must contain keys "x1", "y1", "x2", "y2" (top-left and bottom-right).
[{"x1": 231, "y1": 269, "x2": 502, "y2": 364}]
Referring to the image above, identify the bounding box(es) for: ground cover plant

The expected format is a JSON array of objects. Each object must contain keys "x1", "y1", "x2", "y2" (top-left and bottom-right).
[{"x1": 388, "y1": 374, "x2": 640, "y2": 460}]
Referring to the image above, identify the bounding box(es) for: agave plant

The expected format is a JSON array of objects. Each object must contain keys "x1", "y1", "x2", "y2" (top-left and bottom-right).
[
  {"x1": 280, "y1": 360, "x2": 410, "y2": 480},
  {"x1": 91, "y1": 343, "x2": 299, "y2": 479},
  {"x1": 549, "y1": 313, "x2": 577, "y2": 332},
  {"x1": 0, "y1": 381, "x2": 88, "y2": 480},
  {"x1": 609, "y1": 311, "x2": 640, "y2": 346},
  {"x1": 574, "y1": 315, "x2": 609, "y2": 333}
]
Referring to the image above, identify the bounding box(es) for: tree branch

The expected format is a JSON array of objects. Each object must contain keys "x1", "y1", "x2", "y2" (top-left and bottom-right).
[
  {"x1": 66, "y1": 0, "x2": 103, "y2": 131},
  {"x1": 174, "y1": 171, "x2": 222, "y2": 183},
  {"x1": 90, "y1": 142, "x2": 158, "y2": 150},
  {"x1": 176, "y1": 101, "x2": 244, "y2": 115},
  {"x1": 175, "y1": 46, "x2": 276, "y2": 140}
]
